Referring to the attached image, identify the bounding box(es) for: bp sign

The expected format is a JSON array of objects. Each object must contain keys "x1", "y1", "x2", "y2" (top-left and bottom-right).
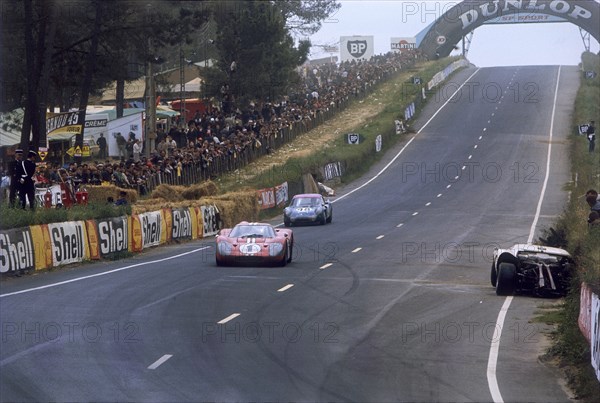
[{"x1": 347, "y1": 133, "x2": 360, "y2": 144}]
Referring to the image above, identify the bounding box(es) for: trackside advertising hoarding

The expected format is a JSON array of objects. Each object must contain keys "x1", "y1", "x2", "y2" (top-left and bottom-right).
[
  {"x1": 47, "y1": 221, "x2": 88, "y2": 267},
  {"x1": 0, "y1": 227, "x2": 35, "y2": 273},
  {"x1": 340, "y1": 36, "x2": 374, "y2": 62},
  {"x1": 171, "y1": 208, "x2": 193, "y2": 240},
  {"x1": 96, "y1": 217, "x2": 129, "y2": 257},
  {"x1": 592, "y1": 292, "x2": 600, "y2": 382}
]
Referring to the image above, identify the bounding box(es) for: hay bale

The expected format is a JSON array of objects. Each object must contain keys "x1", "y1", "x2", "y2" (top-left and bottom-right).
[
  {"x1": 86, "y1": 185, "x2": 138, "y2": 204},
  {"x1": 130, "y1": 187, "x2": 257, "y2": 229},
  {"x1": 200, "y1": 190, "x2": 259, "y2": 228},
  {"x1": 151, "y1": 181, "x2": 219, "y2": 202},
  {"x1": 302, "y1": 173, "x2": 319, "y2": 194},
  {"x1": 150, "y1": 184, "x2": 184, "y2": 202},
  {"x1": 181, "y1": 181, "x2": 219, "y2": 200}
]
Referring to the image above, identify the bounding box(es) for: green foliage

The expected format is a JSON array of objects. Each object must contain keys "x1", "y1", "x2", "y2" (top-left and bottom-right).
[
  {"x1": 1, "y1": 0, "x2": 210, "y2": 114},
  {"x1": 546, "y1": 287, "x2": 600, "y2": 401},
  {"x1": 277, "y1": 0, "x2": 342, "y2": 35},
  {"x1": 229, "y1": 57, "x2": 461, "y2": 192},
  {"x1": 543, "y1": 51, "x2": 600, "y2": 402},
  {"x1": 208, "y1": 1, "x2": 310, "y2": 105},
  {"x1": 0, "y1": 202, "x2": 131, "y2": 230}
]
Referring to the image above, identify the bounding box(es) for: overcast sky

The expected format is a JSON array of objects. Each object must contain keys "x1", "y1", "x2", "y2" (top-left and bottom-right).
[{"x1": 307, "y1": 0, "x2": 600, "y2": 67}]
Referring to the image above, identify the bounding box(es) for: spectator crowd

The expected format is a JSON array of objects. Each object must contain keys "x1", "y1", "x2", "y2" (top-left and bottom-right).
[{"x1": 7, "y1": 50, "x2": 423, "y2": 200}]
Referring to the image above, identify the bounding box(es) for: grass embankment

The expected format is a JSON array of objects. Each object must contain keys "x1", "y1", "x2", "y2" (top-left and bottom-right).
[
  {"x1": 2, "y1": 57, "x2": 461, "y2": 230},
  {"x1": 0, "y1": 200, "x2": 132, "y2": 231},
  {"x1": 540, "y1": 51, "x2": 600, "y2": 401},
  {"x1": 217, "y1": 56, "x2": 462, "y2": 193}
]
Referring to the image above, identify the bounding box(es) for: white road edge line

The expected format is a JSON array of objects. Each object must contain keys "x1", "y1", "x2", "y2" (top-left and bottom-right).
[
  {"x1": 486, "y1": 66, "x2": 561, "y2": 403},
  {"x1": 148, "y1": 354, "x2": 173, "y2": 370},
  {"x1": 0, "y1": 246, "x2": 212, "y2": 298},
  {"x1": 333, "y1": 68, "x2": 481, "y2": 203},
  {"x1": 277, "y1": 284, "x2": 294, "y2": 292},
  {"x1": 487, "y1": 297, "x2": 513, "y2": 401},
  {"x1": 218, "y1": 313, "x2": 241, "y2": 324}
]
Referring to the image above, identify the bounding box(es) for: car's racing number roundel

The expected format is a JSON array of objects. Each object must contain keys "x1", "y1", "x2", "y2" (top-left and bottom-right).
[{"x1": 240, "y1": 243, "x2": 261, "y2": 255}]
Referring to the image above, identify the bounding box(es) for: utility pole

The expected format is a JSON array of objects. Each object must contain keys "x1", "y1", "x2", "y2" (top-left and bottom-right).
[
  {"x1": 145, "y1": 59, "x2": 156, "y2": 157},
  {"x1": 144, "y1": 4, "x2": 156, "y2": 157},
  {"x1": 180, "y1": 47, "x2": 186, "y2": 126}
]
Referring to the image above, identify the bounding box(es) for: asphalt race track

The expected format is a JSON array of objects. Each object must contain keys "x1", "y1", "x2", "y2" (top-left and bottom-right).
[{"x1": 0, "y1": 64, "x2": 579, "y2": 402}]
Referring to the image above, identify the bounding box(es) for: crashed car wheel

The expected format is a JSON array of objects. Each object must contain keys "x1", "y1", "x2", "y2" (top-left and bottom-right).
[
  {"x1": 490, "y1": 262, "x2": 497, "y2": 287},
  {"x1": 496, "y1": 262, "x2": 516, "y2": 296},
  {"x1": 326, "y1": 212, "x2": 332, "y2": 224}
]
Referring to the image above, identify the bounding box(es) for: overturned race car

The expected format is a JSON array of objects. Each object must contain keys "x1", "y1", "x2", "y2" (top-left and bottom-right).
[{"x1": 490, "y1": 244, "x2": 574, "y2": 297}]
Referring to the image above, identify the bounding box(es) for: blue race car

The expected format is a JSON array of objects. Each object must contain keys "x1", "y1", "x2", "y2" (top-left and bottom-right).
[{"x1": 283, "y1": 193, "x2": 332, "y2": 227}]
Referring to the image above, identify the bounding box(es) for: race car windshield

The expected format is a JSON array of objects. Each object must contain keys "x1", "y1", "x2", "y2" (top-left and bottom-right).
[
  {"x1": 230, "y1": 225, "x2": 275, "y2": 238},
  {"x1": 291, "y1": 197, "x2": 321, "y2": 207}
]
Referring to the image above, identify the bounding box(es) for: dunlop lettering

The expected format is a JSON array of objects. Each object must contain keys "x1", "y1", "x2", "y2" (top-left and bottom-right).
[
  {"x1": 460, "y1": 0, "x2": 593, "y2": 30},
  {"x1": 0, "y1": 231, "x2": 34, "y2": 273}
]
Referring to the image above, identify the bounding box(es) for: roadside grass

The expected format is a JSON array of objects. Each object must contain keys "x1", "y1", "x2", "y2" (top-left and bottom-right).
[
  {"x1": 0, "y1": 202, "x2": 131, "y2": 230},
  {"x1": 4, "y1": 57, "x2": 460, "y2": 229},
  {"x1": 539, "y1": 51, "x2": 600, "y2": 401}
]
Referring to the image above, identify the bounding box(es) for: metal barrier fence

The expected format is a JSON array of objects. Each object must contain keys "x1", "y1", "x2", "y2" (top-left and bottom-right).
[{"x1": 141, "y1": 65, "x2": 410, "y2": 194}]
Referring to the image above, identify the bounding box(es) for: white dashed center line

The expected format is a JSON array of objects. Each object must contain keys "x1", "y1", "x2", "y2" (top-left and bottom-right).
[
  {"x1": 376, "y1": 235, "x2": 385, "y2": 240},
  {"x1": 447, "y1": 184, "x2": 452, "y2": 189},
  {"x1": 277, "y1": 284, "x2": 294, "y2": 292},
  {"x1": 148, "y1": 354, "x2": 173, "y2": 370},
  {"x1": 425, "y1": 202, "x2": 431, "y2": 206},
  {"x1": 479, "y1": 136, "x2": 483, "y2": 140},
  {"x1": 320, "y1": 263, "x2": 333, "y2": 270},
  {"x1": 437, "y1": 194, "x2": 442, "y2": 198},
  {"x1": 474, "y1": 144, "x2": 478, "y2": 149},
  {"x1": 396, "y1": 223, "x2": 404, "y2": 228},
  {"x1": 218, "y1": 313, "x2": 241, "y2": 324},
  {"x1": 352, "y1": 247, "x2": 362, "y2": 253},
  {"x1": 412, "y1": 212, "x2": 419, "y2": 216}
]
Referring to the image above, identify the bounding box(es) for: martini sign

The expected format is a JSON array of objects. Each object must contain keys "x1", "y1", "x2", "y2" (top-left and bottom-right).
[{"x1": 391, "y1": 37, "x2": 416, "y2": 52}]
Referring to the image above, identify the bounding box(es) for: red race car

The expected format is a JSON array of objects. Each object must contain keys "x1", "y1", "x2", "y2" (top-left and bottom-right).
[{"x1": 215, "y1": 222, "x2": 294, "y2": 266}]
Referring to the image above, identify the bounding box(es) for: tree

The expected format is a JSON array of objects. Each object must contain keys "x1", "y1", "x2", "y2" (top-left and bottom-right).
[
  {"x1": 1, "y1": 0, "x2": 210, "y2": 153},
  {"x1": 209, "y1": 1, "x2": 311, "y2": 107},
  {"x1": 277, "y1": 0, "x2": 341, "y2": 35}
]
